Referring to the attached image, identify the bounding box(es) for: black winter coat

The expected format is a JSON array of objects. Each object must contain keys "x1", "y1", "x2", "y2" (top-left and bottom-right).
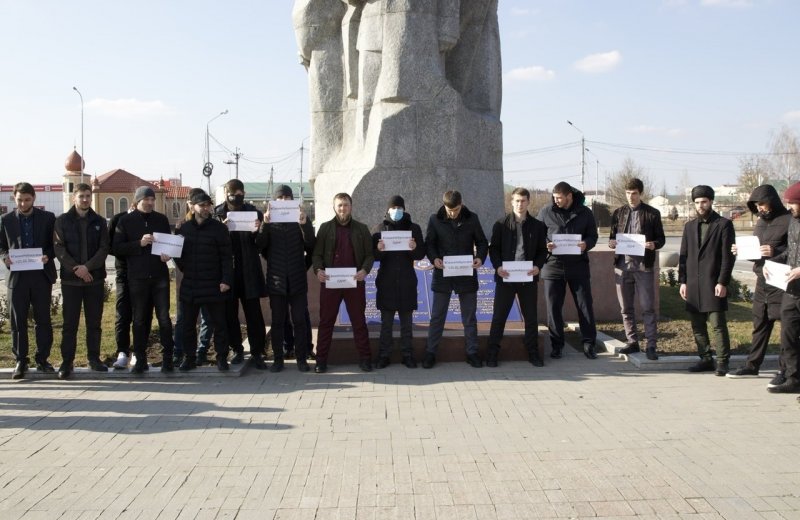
[
  {"x1": 489, "y1": 213, "x2": 548, "y2": 283},
  {"x1": 609, "y1": 202, "x2": 665, "y2": 269},
  {"x1": 54, "y1": 206, "x2": 109, "y2": 286},
  {"x1": 536, "y1": 189, "x2": 598, "y2": 280},
  {"x1": 214, "y1": 202, "x2": 267, "y2": 299},
  {"x1": 425, "y1": 205, "x2": 488, "y2": 294},
  {"x1": 678, "y1": 211, "x2": 735, "y2": 312},
  {"x1": 174, "y1": 216, "x2": 234, "y2": 304},
  {"x1": 108, "y1": 211, "x2": 128, "y2": 279},
  {"x1": 112, "y1": 209, "x2": 172, "y2": 281},
  {"x1": 372, "y1": 212, "x2": 427, "y2": 311},
  {"x1": 257, "y1": 218, "x2": 315, "y2": 296}
]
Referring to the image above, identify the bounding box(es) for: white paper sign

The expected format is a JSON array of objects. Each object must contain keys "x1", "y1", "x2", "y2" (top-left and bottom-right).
[
  {"x1": 736, "y1": 236, "x2": 762, "y2": 260},
  {"x1": 502, "y1": 261, "x2": 533, "y2": 283},
  {"x1": 152, "y1": 232, "x2": 184, "y2": 258},
  {"x1": 325, "y1": 267, "x2": 357, "y2": 288},
  {"x1": 226, "y1": 211, "x2": 259, "y2": 232},
  {"x1": 616, "y1": 233, "x2": 646, "y2": 257},
  {"x1": 443, "y1": 255, "x2": 474, "y2": 277},
  {"x1": 764, "y1": 260, "x2": 790, "y2": 291},
  {"x1": 552, "y1": 234, "x2": 582, "y2": 255},
  {"x1": 381, "y1": 230, "x2": 412, "y2": 251},
  {"x1": 269, "y1": 200, "x2": 301, "y2": 223},
  {"x1": 9, "y1": 248, "x2": 43, "y2": 272}
]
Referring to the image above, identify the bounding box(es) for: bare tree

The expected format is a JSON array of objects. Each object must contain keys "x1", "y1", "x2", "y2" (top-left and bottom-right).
[
  {"x1": 769, "y1": 125, "x2": 800, "y2": 181},
  {"x1": 605, "y1": 157, "x2": 654, "y2": 208},
  {"x1": 737, "y1": 155, "x2": 773, "y2": 202}
]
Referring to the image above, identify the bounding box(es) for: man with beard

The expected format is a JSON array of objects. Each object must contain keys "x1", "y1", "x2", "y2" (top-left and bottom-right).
[
  {"x1": 679, "y1": 185, "x2": 735, "y2": 376},
  {"x1": 728, "y1": 185, "x2": 790, "y2": 382}
]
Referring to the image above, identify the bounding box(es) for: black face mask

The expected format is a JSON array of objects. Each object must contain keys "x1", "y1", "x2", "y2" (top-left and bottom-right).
[
  {"x1": 758, "y1": 210, "x2": 772, "y2": 220},
  {"x1": 227, "y1": 194, "x2": 245, "y2": 206}
]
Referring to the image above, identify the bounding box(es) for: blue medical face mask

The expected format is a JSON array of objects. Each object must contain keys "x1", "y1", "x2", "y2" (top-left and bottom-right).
[{"x1": 388, "y1": 208, "x2": 404, "y2": 221}]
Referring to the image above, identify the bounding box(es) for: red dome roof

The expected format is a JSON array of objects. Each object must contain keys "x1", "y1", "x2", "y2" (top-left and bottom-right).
[{"x1": 65, "y1": 149, "x2": 84, "y2": 172}]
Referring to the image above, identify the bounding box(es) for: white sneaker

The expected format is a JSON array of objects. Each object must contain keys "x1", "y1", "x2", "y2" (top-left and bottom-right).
[
  {"x1": 113, "y1": 352, "x2": 129, "y2": 369},
  {"x1": 130, "y1": 354, "x2": 137, "y2": 368}
]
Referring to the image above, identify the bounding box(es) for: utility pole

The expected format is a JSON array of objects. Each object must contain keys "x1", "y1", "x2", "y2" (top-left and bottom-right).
[
  {"x1": 224, "y1": 147, "x2": 242, "y2": 179},
  {"x1": 298, "y1": 142, "x2": 304, "y2": 203},
  {"x1": 268, "y1": 166, "x2": 274, "y2": 201},
  {"x1": 566, "y1": 120, "x2": 586, "y2": 192}
]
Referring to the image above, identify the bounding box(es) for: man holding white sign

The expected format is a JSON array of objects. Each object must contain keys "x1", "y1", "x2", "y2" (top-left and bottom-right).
[
  {"x1": 0, "y1": 182, "x2": 57, "y2": 379},
  {"x1": 608, "y1": 178, "x2": 665, "y2": 361},
  {"x1": 537, "y1": 182, "x2": 599, "y2": 359},
  {"x1": 112, "y1": 186, "x2": 175, "y2": 373},
  {"x1": 312, "y1": 193, "x2": 374, "y2": 373},
  {"x1": 423, "y1": 190, "x2": 488, "y2": 369},
  {"x1": 487, "y1": 188, "x2": 548, "y2": 367}
]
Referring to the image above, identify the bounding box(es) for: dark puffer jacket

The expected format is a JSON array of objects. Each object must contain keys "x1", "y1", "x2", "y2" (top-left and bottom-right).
[
  {"x1": 746, "y1": 185, "x2": 791, "y2": 314},
  {"x1": 536, "y1": 188, "x2": 598, "y2": 280},
  {"x1": 112, "y1": 209, "x2": 172, "y2": 281},
  {"x1": 426, "y1": 205, "x2": 488, "y2": 294},
  {"x1": 54, "y1": 206, "x2": 109, "y2": 286},
  {"x1": 214, "y1": 202, "x2": 267, "y2": 299},
  {"x1": 257, "y1": 219, "x2": 315, "y2": 296},
  {"x1": 174, "y1": 216, "x2": 233, "y2": 304},
  {"x1": 372, "y1": 212, "x2": 427, "y2": 312}
]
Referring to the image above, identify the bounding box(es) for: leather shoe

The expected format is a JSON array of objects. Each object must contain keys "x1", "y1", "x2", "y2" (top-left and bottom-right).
[
  {"x1": 178, "y1": 358, "x2": 197, "y2": 372},
  {"x1": 376, "y1": 357, "x2": 390, "y2": 369},
  {"x1": 217, "y1": 357, "x2": 230, "y2": 371},
  {"x1": 528, "y1": 353, "x2": 544, "y2": 367},
  {"x1": 486, "y1": 351, "x2": 498, "y2": 368},
  {"x1": 359, "y1": 359, "x2": 373, "y2": 372},
  {"x1": 619, "y1": 342, "x2": 640, "y2": 355},
  {"x1": 402, "y1": 356, "x2": 417, "y2": 368},
  {"x1": 422, "y1": 353, "x2": 436, "y2": 369},
  {"x1": 646, "y1": 348, "x2": 658, "y2": 361},
  {"x1": 466, "y1": 354, "x2": 483, "y2": 368},
  {"x1": 251, "y1": 354, "x2": 268, "y2": 370},
  {"x1": 196, "y1": 350, "x2": 208, "y2": 366},
  {"x1": 688, "y1": 359, "x2": 715, "y2": 372},
  {"x1": 88, "y1": 359, "x2": 108, "y2": 372},
  {"x1": 297, "y1": 360, "x2": 310, "y2": 372},
  {"x1": 131, "y1": 359, "x2": 149, "y2": 374},
  {"x1": 12, "y1": 360, "x2": 28, "y2": 380},
  {"x1": 161, "y1": 357, "x2": 174, "y2": 373},
  {"x1": 550, "y1": 347, "x2": 562, "y2": 359},
  {"x1": 57, "y1": 363, "x2": 72, "y2": 380},
  {"x1": 584, "y1": 344, "x2": 598, "y2": 359},
  {"x1": 270, "y1": 358, "x2": 284, "y2": 373},
  {"x1": 230, "y1": 350, "x2": 244, "y2": 365},
  {"x1": 715, "y1": 361, "x2": 729, "y2": 377},
  {"x1": 36, "y1": 360, "x2": 55, "y2": 373},
  {"x1": 314, "y1": 362, "x2": 327, "y2": 374}
]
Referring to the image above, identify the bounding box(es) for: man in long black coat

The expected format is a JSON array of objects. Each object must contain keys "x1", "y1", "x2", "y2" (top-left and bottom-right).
[{"x1": 679, "y1": 185, "x2": 735, "y2": 375}]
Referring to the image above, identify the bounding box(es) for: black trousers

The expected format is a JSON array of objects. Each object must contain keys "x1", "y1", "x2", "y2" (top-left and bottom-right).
[
  {"x1": 225, "y1": 295, "x2": 266, "y2": 355},
  {"x1": 378, "y1": 309, "x2": 413, "y2": 358},
  {"x1": 746, "y1": 298, "x2": 781, "y2": 370},
  {"x1": 115, "y1": 277, "x2": 152, "y2": 355},
  {"x1": 779, "y1": 293, "x2": 800, "y2": 383},
  {"x1": 283, "y1": 307, "x2": 312, "y2": 350},
  {"x1": 270, "y1": 293, "x2": 310, "y2": 360},
  {"x1": 60, "y1": 284, "x2": 104, "y2": 364},
  {"x1": 181, "y1": 300, "x2": 228, "y2": 361},
  {"x1": 544, "y1": 276, "x2": 596, "y2": 349},
  {"x1": 489, "y1": 281, "x2": 539, "y2": 354},
  {"x1": 9, "y1": 271, "x2": 53, "y2": 363},
  {"x1": 128, "y1": 277, "x2": 174, "y2": 359}
]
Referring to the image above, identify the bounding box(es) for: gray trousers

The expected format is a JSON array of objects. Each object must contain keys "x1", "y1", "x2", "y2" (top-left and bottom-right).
[{"x1": 614, "y1": 268, "x2": 657, "y2": 350}]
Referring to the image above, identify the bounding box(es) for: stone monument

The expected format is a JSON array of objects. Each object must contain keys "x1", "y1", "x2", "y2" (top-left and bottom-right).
[{"x1": 292, "y1": 0, "x2": 504, "y2": 233}]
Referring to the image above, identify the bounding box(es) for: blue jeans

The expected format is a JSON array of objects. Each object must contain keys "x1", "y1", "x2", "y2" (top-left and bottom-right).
[{"x1": 426, "y1": 291, "x2": 478, "y2": 356}]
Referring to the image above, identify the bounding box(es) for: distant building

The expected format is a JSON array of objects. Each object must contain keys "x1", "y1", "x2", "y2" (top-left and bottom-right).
[{"x1": 0, "y1": 183, "x2": 64, "y2": 217}]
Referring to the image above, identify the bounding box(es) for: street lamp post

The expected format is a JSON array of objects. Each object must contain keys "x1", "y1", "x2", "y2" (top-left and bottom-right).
[
  {"x1": 566, "y1": 120, "x2": 586, "y2": 192},
  {"x1": 205, "y1": 109, "x2": 228, "y2": 192},
  {"x1": 72, "y1": 87, "x2": 84, "y2": 184}
]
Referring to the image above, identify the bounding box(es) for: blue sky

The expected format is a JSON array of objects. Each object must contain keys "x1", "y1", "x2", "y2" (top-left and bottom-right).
[{"x1": 1, "y1": 0, "x2": 797, "y2": 195}]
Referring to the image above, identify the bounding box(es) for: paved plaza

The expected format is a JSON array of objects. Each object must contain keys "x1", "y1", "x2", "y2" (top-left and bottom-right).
[{"x1": 0, "y1": 349, "x2": 798, "y2": 520}]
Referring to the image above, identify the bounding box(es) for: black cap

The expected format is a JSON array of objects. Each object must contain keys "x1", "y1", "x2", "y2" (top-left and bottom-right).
[
  {"x1": 273, "y1": 184, "x2": 294, "y2": 199},
  {"x1": 691, "y1": 185, "x2": 715, "y2": 201},
  {"x1": 134, "y1": 186, "x2": 156, "y2": 204},
  {"x1": 190, "y1": 191, "x2": 212, "y2": 205},
  {"x1": 387, "y1": 195, "x2": 405, "y2": 209}
]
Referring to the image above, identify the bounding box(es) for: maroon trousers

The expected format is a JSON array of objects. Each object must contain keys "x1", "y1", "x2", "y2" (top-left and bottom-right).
[{"x1": 316, "y1": 283, "x2": 372, "y2": 362}]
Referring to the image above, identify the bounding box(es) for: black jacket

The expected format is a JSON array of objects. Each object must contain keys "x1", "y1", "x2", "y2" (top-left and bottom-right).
[
  {"x1": 112, "y1": 209, "x2": 172, "y2": 281},
  {"x1": 536, "y1": 189, "x2": 598, "y2": 280},
  {"x1": 425, "y1": 205, "x2": 488, "y2": 294},
  {"x1": 257, "y1": 218, "x2": 316, "y2": 296},
  {"x1": 678, "y1": 211, "x2": 736, "y2": 312},
  {"x1": 489, "y1": 213, "x2": 548, "y2": 283},
  {"x1": 54, "y1": 206, "x2": 109, "y2": 286},
  {"x1": 609, "y1": 202, "x2": 665, "y2": 269},
  {"x1": 214, "y1": 202, "x2": 267, "y2": 299},
  {"x1": 745, "y1": 185, "x2": 791, "y2": 311},
  {"x1": 108, "y1": 211, "x2": 128, "y2": 279},
  {"x1": 174, "y1": 215, "x2": 234, "y2": 304},
  {"x1": 372, "y1": 212, "x2": 427, "y2": 311},
  {"x1": 0, "y1": 207, "x2": 57, "y2": 288}
]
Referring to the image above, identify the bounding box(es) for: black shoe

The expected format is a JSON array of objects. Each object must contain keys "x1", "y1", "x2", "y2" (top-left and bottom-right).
[
  {"x1": 131, "y1": 359, "x2": 149, "y2": 374},
  {"x1": 179, "y1": 359, "x2": 197, "y2": 372},
  {"x1": 36, "y1": 360, "x2": 56, "y2": 373},
  {"x1": 12, "y1": 360, "x2": 28, "y2": 380},
  {"x1": 307, "y1": 348, "x2": 316, "y2": 361},
  {"x1": 270, "y1": 358, "x2": 284, "y2": 373},
  {"x1": 688, "y1": 359, "x2": 715, "y2": 373},
  {"x1": 466, "y1": 354, "x2": 482, "y2": 368},
  {"x1": 727, "y1": 366, "x2": 759, "y2": 378},
  {"x1": 57, "y1": 363, "x2": 72, "y2": 380},
  {"x1": 486, "y1": 351, "x2": 498, "y2": 368},
  {"x1": 88, "y1": 359, "x2": 109, "y2": 372},
  {"x1": 584, "y1": 344, "x2": 598, "y2": 359},
  {"x1": 217, "y1": 357, "x2": 230, "y2": 371},
  {"x1": 767, "y1": 372, "x2": 787, "y2": 388},
  {"x1": 715, "y1": 361, "x2": 729, "y2": 377},
  {"x1": 284, "y1": 348, "x2": 296, "y2": 360},
  {"x1": 161, "y1": 356, "x2": 174, "y2": 373},
  {"x1": 528, "y1": 353, "x2": 544, "y2": 367},
  {"x1": 619, "y1": 342, "x2": 640, "y2": 355},
  {"x1": 376, "y1": 357, "x2": 390, "y2": 369},
  {"x1": 422, "y1": 353, "x2": 436, "y2": 369},
  {"x1": 172, "y1": 354, "x2": 184, "y2": 367},
  {"x1": 550, "y1": 347, "x2": 562, "y2": 359},
  {"x1": 230, "y1": 350, "x2": 244, "y2": 365},
  {"x1": 297, "y1": 360, "x2": 310, "y2": 372},
  {"x1": 251, "y1": 354, "x2": 268, "y2": 370},
  {"x1": 767, "y1": 379, "x2": 800, "y2": 393},
  {"x1": 314, "y1": 362, "x2": 327, "y2": 374},
  {"x1": 402, "y1": 356, "x2": 417, "y2": 368},
  {"x1": 645, "y1": 348, "x2": 658, "y2": 361},
  {"x1": 359, "y1": 359, "x2": 373, "y2": 372},
  {"x1": 196, "y1": 351, "x2": 208, "y2": 366}
]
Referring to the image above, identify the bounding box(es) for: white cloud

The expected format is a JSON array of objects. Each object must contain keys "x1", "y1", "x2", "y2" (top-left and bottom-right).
[
  {"x1": 783, "y1": 110, "x2": 800, "y2": 122},
  {"x1": 630, "y1": 125, "x2": 683, "y2": 137},
  {"x1": 510, "y1": 7, "x2": 537, "y2": 16},
  {"x1": 701, "y1": 0, "x2": 753, "y2": 7},
  {"x1": 573, "y1": 50, "x2": 622, "y2": 73},
  {"x1": 86, "y1": 98, "x2": 174, "y2": 119},
  {"x1": 505, "y1": 66, "x2": 556, "y2": 82}
]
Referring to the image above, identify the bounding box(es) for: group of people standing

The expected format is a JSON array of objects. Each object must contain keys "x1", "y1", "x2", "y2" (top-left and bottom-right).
[{"x1": 2, "y1": 179, "x2": 800, "y2": 395}]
